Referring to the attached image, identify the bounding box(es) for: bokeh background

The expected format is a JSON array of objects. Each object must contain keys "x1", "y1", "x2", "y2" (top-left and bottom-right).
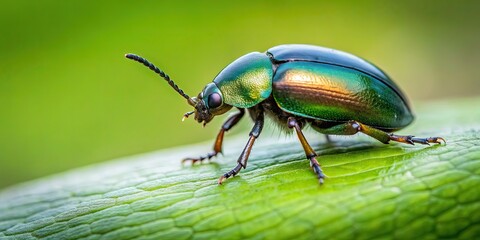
[{"x1": 1, "y1": 0, "x2": 479, "y2": 189}]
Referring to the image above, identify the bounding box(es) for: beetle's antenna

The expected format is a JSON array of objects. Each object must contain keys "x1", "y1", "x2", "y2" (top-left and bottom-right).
[{"x1": 125, "y1": 53, "x2": 196, "y2": 106}]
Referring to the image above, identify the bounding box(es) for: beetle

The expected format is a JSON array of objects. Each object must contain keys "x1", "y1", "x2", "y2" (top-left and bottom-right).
[{"x1": 125, "y1": 44, "x2": 445, "y2": 185}]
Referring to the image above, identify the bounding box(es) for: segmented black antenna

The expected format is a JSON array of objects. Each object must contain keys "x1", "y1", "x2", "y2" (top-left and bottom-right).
[{"x1": 125, "y1": 53, "x2": 192, "y2": 101}]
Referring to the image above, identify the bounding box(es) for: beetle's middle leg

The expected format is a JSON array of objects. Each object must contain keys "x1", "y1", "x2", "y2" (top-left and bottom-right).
[
  {"x1": 288, "y1": 117, "x2": 326, "y2": 184},
  {"x1": 315, "y1": 120, "x2": 445, "y2": 145},
  {"x1": 183, "y1": 108, "x2": 245, "y2": 164}
]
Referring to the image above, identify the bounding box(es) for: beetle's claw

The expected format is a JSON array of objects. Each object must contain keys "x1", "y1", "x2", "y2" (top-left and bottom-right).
[
  {"x1": 433, "y1": 137, "x2": 447, "y2": 144},
  {"x1": 318, "y1": 177, "x2": 324, "y2": 185},
  {"x1": 181, "y1": 158, "x2": 198, "y2": 165},
  {"x1": 218, "y1": 175, "x2": 226, "y2": 185},
  {"x1": 182, "y1": 151, "x2": 219, "y2": 165},
  {"x1": 217, "y1": 172, "x2": 232, "y2": 185}
]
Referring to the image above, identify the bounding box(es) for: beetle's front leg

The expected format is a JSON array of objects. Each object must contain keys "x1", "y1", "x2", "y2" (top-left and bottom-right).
[
  {"x1": 218, "y1": 110, "x2": 264, "y2": 184},
  {"x1": 183, "y1": 108, "x2": 245, "y2": 164},
  {"x1": 288, "y1": 117, "x2": 326, "y2": 184}
]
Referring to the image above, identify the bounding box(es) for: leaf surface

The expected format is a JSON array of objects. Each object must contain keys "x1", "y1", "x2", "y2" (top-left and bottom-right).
[{"x1": 1, "y1": 98, "x2": 479, "y2": 239}]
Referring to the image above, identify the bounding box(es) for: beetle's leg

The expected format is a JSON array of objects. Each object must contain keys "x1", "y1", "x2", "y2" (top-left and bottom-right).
[
  {"x1": 387, "y1": 134, "x2": 446, "y2": 145},
  {"x1": 317, "y1": 120, "x2": 445, "y2": 145},
  {"x1": 288, "y1": 117, "x2": 326, "y2": 184},
  {"x1": 182, "y1": 108, "x2": 245, "y2": 164},
  {"x1": 218, "y1": 110, "x2": 264, "y2": 184}
]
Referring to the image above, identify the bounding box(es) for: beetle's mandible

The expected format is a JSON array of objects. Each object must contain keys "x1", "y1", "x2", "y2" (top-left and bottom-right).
[{"x1": 126, "y1": 44, "x2": 445, "y2": 185}]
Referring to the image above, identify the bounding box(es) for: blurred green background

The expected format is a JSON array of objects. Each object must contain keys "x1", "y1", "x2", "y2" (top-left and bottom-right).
[{"x1": 1, "y1": 0, "x2": 479, "y2": 189}]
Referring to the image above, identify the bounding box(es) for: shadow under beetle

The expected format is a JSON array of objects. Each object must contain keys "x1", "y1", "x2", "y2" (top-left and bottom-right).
[{"x1": 126, "y1": 44, "x2": 445, "y2": 185}]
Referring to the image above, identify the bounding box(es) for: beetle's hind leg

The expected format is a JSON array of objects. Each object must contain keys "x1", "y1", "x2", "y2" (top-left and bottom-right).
[
  {"x1": 182, "y1": 109, "x2": 245, "y2": 164},
  {"x1": 288, "y1": 117, "x2": 326, "y2": 184},
  {"x1": 388, "y1": 134, "x2": 446, "y2": 145},
  {"x1": 314, "y1": 120, "x2": 445, "y2": 145}
]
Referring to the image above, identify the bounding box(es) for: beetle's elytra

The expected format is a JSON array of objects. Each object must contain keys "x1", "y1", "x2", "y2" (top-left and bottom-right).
[{"x1": 126, "y1": 44, "x2": 445, "y2": 185}]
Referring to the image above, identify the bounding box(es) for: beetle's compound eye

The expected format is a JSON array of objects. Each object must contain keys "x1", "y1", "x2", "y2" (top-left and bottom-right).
[{"x1": 207, "y1": 93, "x2": 222, "y2": 109}]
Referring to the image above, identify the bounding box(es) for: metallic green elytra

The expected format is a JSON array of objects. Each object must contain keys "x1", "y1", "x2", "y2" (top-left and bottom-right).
[
  {"x1": 272, "y1": 61, "x2": 413, "y2": 130},
  {"x1": 125, "y1": 44, "x2": 445, "y2": 185}
]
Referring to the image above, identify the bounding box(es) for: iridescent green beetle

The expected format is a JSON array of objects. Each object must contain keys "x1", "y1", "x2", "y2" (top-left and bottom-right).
[{"x1": 126, "y1": 44, "x2": 445, "y2": 185}]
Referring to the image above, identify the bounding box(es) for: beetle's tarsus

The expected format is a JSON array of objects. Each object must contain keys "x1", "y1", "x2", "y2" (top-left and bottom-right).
[
  {"x1": 389, "y1": 134, "x2": 446, "y2": 146},
  {"x1": 182, "y1": 151, "x2": 219, "y2": 165},
  {"x1": 218, "y1": 163, "x2": 243, "y2": 184},
  {"x1": 309, "y1": 157, "x2": 325, "y2": 185}
]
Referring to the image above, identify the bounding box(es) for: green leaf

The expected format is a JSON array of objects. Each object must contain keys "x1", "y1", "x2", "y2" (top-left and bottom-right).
[{"x1": 1, "y1": 98, "x2": 479, "y2": 239}]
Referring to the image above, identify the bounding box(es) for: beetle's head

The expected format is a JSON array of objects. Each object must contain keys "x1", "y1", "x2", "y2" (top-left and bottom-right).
[
  {"x1": 185, "y1": 83, "x2": 232, "y2": 126},
  {"x1": 125, "y1": 53, "x2": 231, "y2": 127}
]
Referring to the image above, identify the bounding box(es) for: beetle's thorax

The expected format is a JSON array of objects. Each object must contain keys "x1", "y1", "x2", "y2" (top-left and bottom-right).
[{"x1": 212, "y1": 52, "x2": 273, "y2": 109}]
